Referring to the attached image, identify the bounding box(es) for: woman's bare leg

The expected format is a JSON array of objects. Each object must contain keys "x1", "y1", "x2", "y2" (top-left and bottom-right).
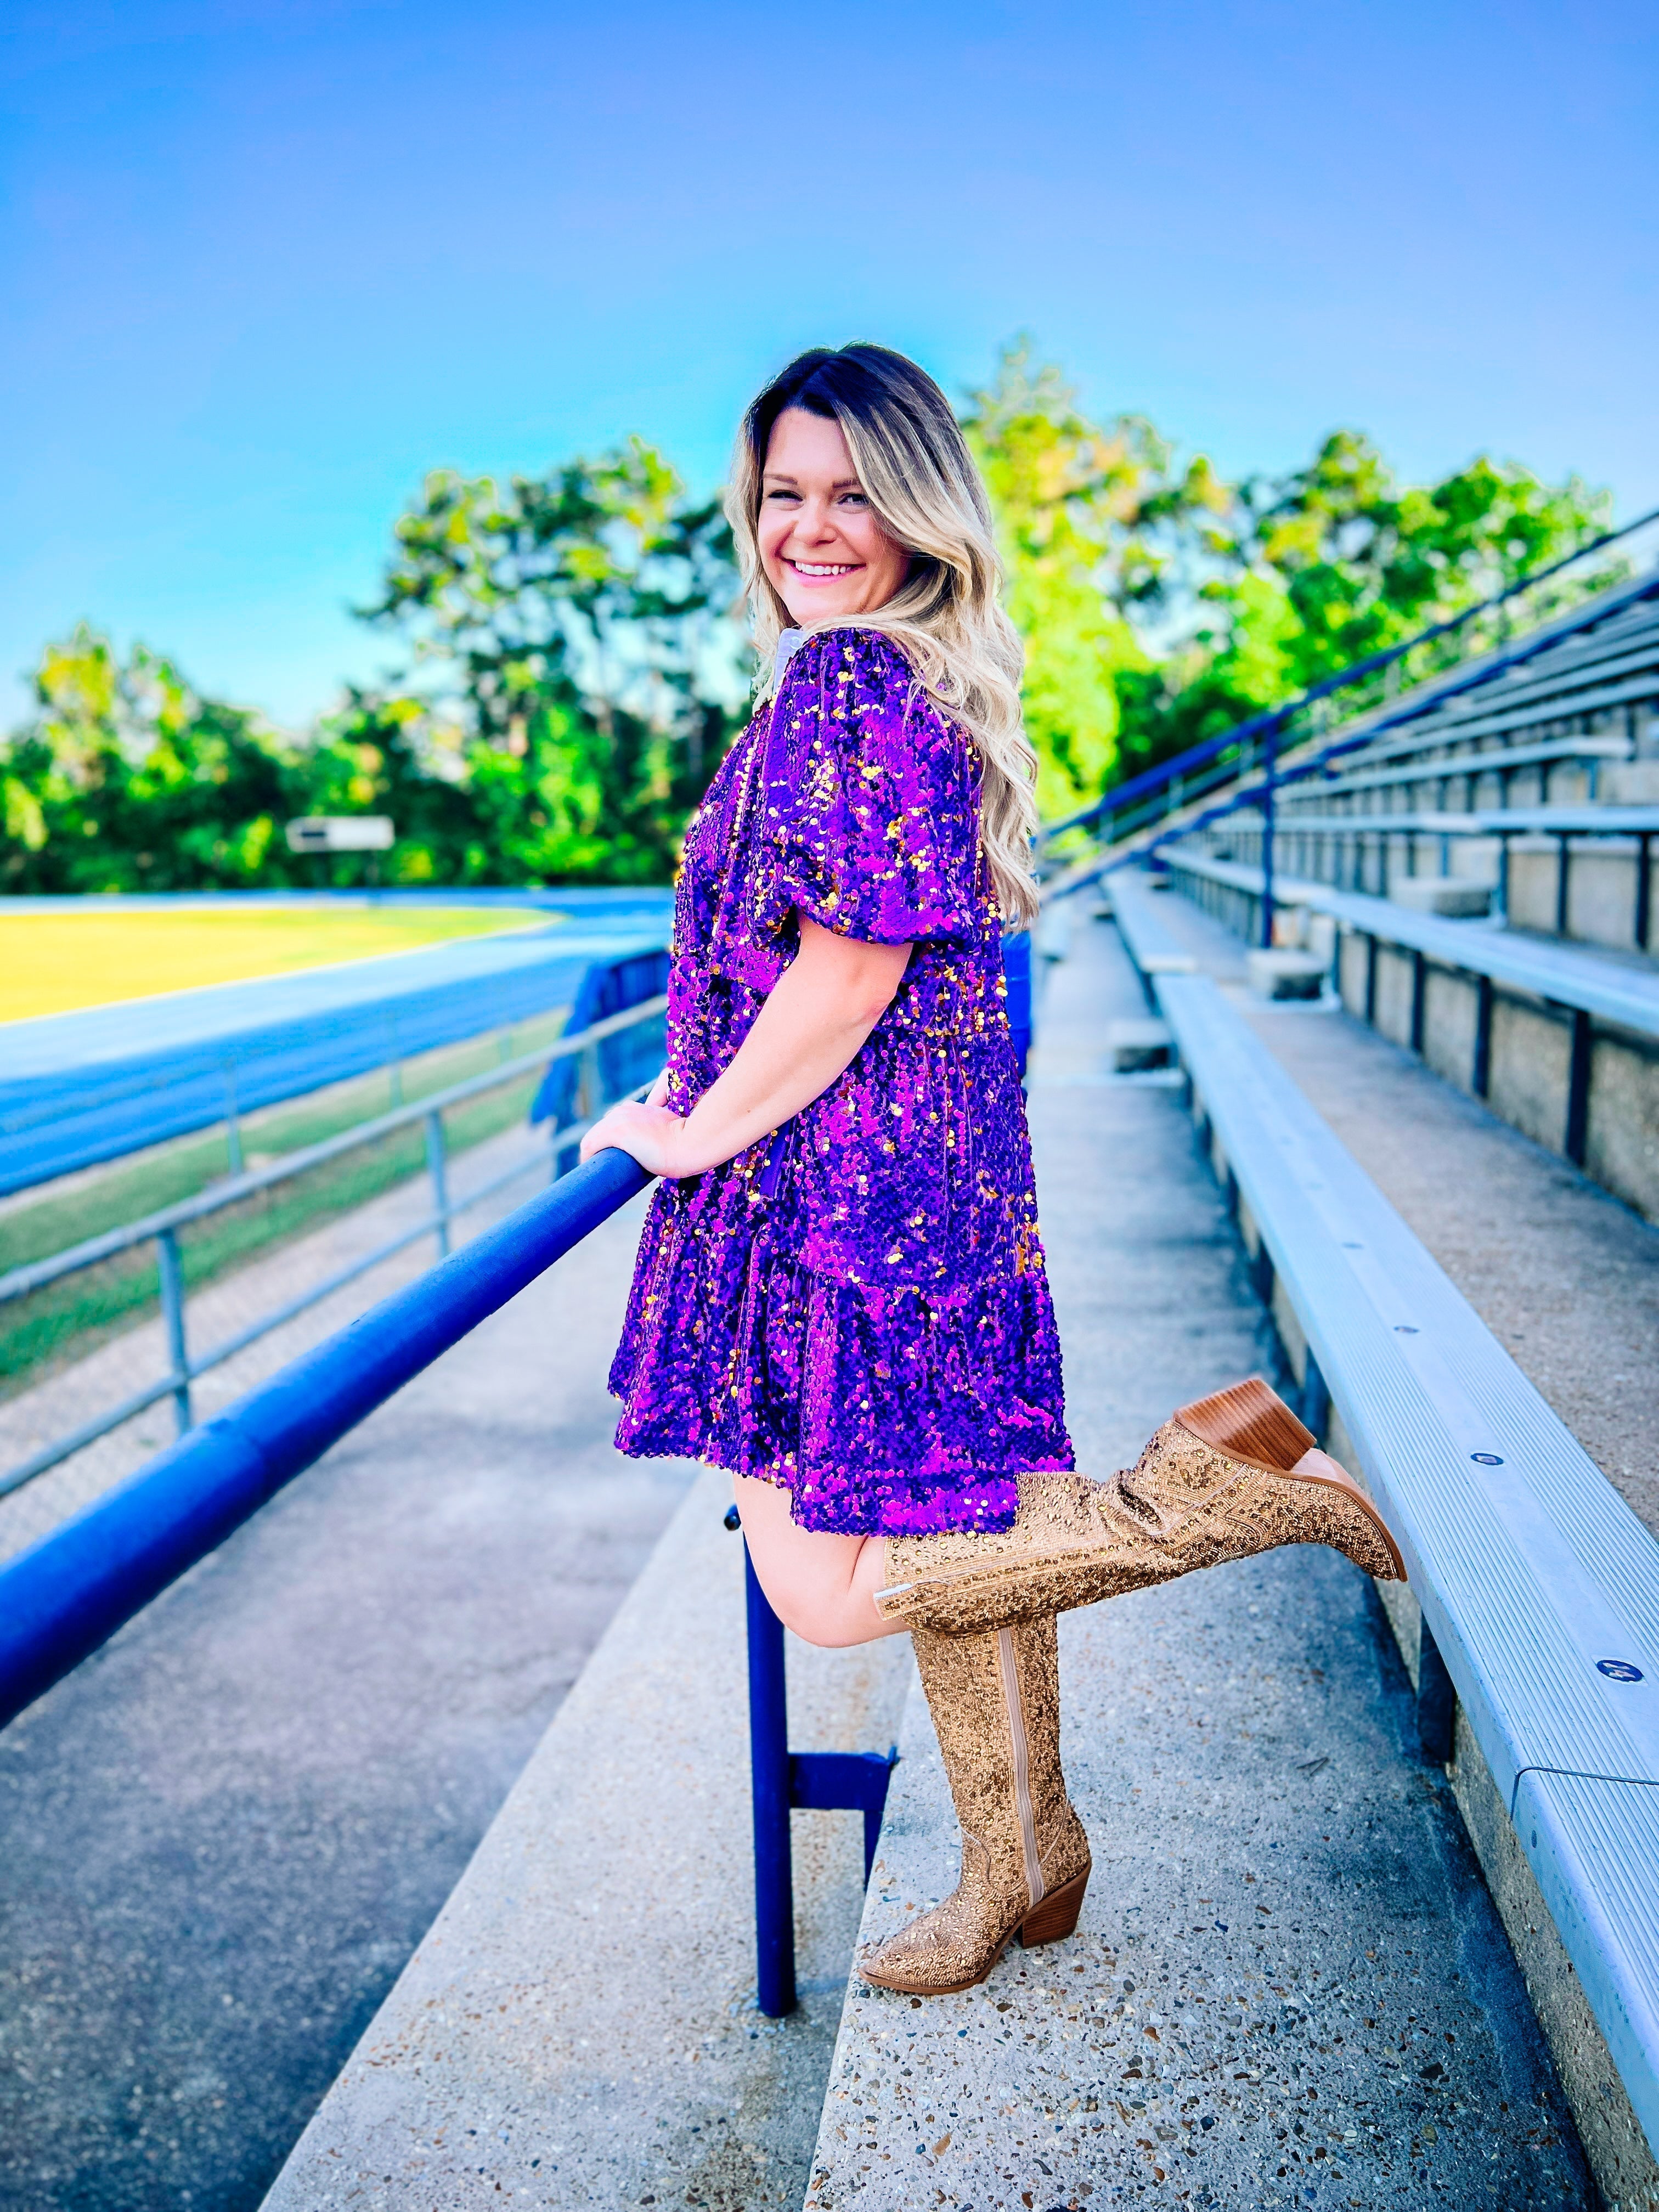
[{"x1": 733, "y1": 1474, "x2": 909, "y2": 1648}]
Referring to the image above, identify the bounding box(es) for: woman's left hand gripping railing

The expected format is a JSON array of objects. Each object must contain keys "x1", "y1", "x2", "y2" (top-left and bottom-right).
[{"x1": 0, "y1": 1155, "x2": 898, "y2": 2022}]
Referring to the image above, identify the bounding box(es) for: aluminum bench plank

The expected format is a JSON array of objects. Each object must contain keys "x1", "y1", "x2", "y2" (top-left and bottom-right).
[
  {"x1": 1310, "y1": 735, "x2": 1628, "y2": 800},
  {"x1": 1277, "y1": 570, "x2": 1659, "y2": 765},
  {"x1": 1156, "y1": 851, "x2": 1659, "y2": 1040},
  {"x1": 1153, "y1": 967, "x2": 1659, "y2": 1784},
  {"x1": 1108, "y1": 868, "x2": 1659, "y2": 2143},
  {"x1": 1520, "y1": 1769, "x2": 1659, "y2": 2129},
  {"x1": 1372, "y1": 663, "x2": 1659, "y2": 751},
  {"x1": 1274, "y1": 806, "x2": 1659, "y2": 835}
]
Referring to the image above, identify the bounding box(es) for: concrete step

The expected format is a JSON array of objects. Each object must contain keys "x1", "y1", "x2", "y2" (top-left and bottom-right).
[
  {"x1": 803, "y1": 918, "x2": 1591, "y2": 2210},
  {"x1": 808, "y1": 1566, "x2": 1588, "y2": 2210},
  {"x1": 260, "y1": 1466, "x2": 910, "y2": 2210}
]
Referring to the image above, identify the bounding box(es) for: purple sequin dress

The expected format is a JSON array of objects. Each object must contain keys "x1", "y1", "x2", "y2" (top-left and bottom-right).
[{"x1": 608, "y1": 627, "x2": 1073, "y2": 1536}]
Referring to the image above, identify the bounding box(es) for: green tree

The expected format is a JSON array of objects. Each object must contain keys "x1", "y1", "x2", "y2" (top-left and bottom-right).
[
  {"x1": 963, "y1": 340, "x2": 1227, "y2": 815},
  {"x1": 1115, "y1": 430, "x2": 1616, "y2": 772},
  {"x1": 0, "y1": 624, "x2": 300, "y2": 893},
  {"x1": 360, "y1": 439, "x2": 744, "y2": 882}
]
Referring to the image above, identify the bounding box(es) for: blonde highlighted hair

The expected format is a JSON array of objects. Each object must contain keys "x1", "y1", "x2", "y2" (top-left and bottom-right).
[{"x1": 725, "y1": 343, "x2": 1041, "y2": 926}]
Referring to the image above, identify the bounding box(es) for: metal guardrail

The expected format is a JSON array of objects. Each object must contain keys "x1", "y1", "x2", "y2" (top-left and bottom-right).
[
  {"x1": 0, "y1": 1132, "x2": 895, "y2": 2022},
  {"x1": 0, "y1": 1146, "x2": 650, "y2": 1725},
  {"x1": 0, "y1": 996, "x2": 667, "y2": 1502},
  {"x1": 1040, "y1": 504, "x2": 1659, "y2": 854},
  {"x1": 1138, "y1": 567, "x2": 1659, "y2": 945}
]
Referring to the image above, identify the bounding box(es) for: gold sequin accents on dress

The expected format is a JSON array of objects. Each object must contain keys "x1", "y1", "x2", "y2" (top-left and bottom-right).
[{"x1": 609, "y1": 625, "x2": 1074, "y2": 1535}]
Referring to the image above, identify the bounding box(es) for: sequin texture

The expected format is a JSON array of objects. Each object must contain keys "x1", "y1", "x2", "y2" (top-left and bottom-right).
[{"x1": 608, "y1": 627, "x2": 1073, "y2": 1534}]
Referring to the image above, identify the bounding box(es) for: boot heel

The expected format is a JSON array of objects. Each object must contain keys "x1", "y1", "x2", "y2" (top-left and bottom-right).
[{"x1": 1019, "y1": 1867, "x2": 1088, "y2": 1948}]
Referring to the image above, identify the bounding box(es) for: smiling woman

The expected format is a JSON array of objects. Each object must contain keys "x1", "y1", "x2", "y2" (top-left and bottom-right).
[
  {"x1": 577, "y1": 342, "x2": 1401, "y2": 2004},
  {"x1": 757, "y1": 409, "x2": 911, "y2": 614}
]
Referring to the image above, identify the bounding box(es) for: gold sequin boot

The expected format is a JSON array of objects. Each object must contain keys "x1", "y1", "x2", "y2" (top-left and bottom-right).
[
  {"x1": 874, "y1": 1375, "x2": 1404, "y2": 1637},
  {"x1": 859, "y1": 1616, "x2": 1091, "y2": 1996}
]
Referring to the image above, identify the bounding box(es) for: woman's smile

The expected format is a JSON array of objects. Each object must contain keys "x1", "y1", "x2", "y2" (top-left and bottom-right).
[
  {"x1": 758, "y1": 407, "x2": 909, "y2": 623},
  {"x1": 786, "y1": 557, "x2": 859, "y2": 580}
]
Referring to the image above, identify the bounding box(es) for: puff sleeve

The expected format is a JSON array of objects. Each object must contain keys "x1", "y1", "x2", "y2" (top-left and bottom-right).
[{"x1": 757, "y1": 628, "x2": 981, "y2": 950}]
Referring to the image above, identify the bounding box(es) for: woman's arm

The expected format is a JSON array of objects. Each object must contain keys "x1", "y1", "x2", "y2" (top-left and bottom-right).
[{"x1": 578, "y1": 915, "x2": 911, "y2": 1178}]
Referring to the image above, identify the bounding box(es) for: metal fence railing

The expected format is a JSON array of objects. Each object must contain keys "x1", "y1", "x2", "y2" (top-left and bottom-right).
[
  {"x1": 0, "y1": 1133, "x2": 893, "y2": 2019},
  {"x1": 1039, "y1": 506, "x2": 1659, "y2": 938},
  {"x1": 0, "y1": 996, "x2": 667, "y2": 1504}
]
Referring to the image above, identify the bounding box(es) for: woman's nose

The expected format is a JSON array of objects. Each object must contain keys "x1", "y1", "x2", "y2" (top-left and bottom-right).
[{"x1": 791, "y1": 497, "x2": 837, "y2": 541}]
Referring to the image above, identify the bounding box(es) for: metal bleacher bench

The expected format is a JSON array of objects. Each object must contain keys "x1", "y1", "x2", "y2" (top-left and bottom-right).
[
  {"x1": 1159, "y1": 847, "x2": 1659, "y2": 1166},
  {"x1": 1297, "y1": 732, "x2": 1629, "y2": 803},
  {"x1": 1218, "y1": 806, "x2": 1659, "y2": 950},
  {"x1": 1105, "y1": 865, "x2": 1659, "y2": 2154}
]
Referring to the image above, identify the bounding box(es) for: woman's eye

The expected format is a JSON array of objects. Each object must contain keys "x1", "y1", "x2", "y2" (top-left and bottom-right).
[{"x1": 839, "y1": 490, "x2": 868, "y2": 507}]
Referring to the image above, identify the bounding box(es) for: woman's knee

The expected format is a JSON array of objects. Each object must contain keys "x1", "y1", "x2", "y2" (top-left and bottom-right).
[{"x1": 763, "y1": 1582, "x2": 861, "y2": 1648}]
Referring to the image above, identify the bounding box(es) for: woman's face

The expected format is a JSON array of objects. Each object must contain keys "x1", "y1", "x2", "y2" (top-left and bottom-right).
[{"x1": 758, "y1": 407, "x2": 910, "y2": 625}]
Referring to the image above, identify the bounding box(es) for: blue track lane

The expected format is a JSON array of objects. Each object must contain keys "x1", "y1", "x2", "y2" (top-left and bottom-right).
[{"x1": 0, "y1": 890, "x2": 674, "y2": 1194}]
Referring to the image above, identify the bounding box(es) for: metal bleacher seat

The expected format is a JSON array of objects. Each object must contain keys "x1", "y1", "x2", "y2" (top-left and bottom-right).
[
  {"x1": 1292, "y1": 731, "x2": 1628, "y2": 805},
  {"x1": 1107, "y1": 865, "x2": 1659, "y2": 2151},
  {"x1": 1291, "y1": 579, "x2": 1659, "y2": 786},
  {"x1": 1158, "y1": 845, "x2": 1659, "y2": 1167}
]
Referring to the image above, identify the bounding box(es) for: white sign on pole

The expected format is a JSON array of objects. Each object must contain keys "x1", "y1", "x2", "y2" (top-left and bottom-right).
[{"x1": 284, "y1": 817, "x2": 396, "y2": 853}]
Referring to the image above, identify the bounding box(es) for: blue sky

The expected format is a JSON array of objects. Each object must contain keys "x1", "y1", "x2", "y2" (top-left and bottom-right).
[{"x1": 3, "y1": 0, "x2": 1655, "y2": 728}]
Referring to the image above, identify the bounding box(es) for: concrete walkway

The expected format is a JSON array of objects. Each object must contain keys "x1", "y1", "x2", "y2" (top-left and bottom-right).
[
  {"x1": 262, "y1": 1470, "x2": 910, "y2": 2211},
  {"x1": 806, "y1": 916, "x2": 1590, "y2": 2208},
  {"x1": 0, "y1": 1169, "x2": 696, "y2": 2212}
]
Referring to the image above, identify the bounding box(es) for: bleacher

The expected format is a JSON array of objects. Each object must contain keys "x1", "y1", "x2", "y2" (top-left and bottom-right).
[
  {"x1": 9, "y1": 560, "x2": 1659, "y2": 2208},
  {"x1": 1136, "y1": 565, "x2": 1659, "y2": 1227}
]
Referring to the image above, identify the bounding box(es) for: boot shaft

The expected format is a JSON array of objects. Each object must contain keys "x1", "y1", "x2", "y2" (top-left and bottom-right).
[{"x1": 912, "y1": 1617, "x2": 1080, "y2": 1904}]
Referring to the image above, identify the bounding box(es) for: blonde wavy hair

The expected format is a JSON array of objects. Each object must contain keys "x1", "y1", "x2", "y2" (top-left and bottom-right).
[{"x1": 725, "y1": 343, "x2": 1041, "y2": 926}]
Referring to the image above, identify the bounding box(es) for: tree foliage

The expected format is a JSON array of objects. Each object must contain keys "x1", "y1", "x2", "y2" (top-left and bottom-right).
[
  {"x1": 962, "y1": 340, "x2": 1229, "y2": 814},
  {"x1": 1110, "y1": 427, "x2": 1616, "y2": 776},
  {"x1": 1, "y1": 357, "x2": 1621, "y2": 894},
  {"x1": 361, "y1": 441, "x2": 743, "y2": 882}
]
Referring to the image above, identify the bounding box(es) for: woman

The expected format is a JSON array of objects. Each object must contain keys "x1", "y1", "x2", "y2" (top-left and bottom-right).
[{"x1": 581, "y1": 343, "x2": 1403, "y2": 1997}]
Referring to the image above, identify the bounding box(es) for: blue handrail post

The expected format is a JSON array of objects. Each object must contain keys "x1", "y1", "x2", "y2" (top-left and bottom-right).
[
  {"x1": 1260, "y1": 716, "x2": 1279, "y2": 949},
  {"x1": 156, "y1": 1228, "x2": 191, "y2": 1437},
  {"x1": 744, "y1": 1542, "x2": 797, "y2": 2017}
]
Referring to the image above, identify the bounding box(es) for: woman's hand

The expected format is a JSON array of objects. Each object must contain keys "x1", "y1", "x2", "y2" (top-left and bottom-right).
[
  {"x1": 580, "y1": 919, "x2": 910, "y2": 1182},
  {"x1": 579, "y1": 1098, "x2": 690, "y2": 1177}
]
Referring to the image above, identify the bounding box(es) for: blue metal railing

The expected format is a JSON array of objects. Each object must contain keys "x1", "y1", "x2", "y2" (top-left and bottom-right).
[
  {"x1": 0, "y1": 896, "x2": 1039, "y2": 2019},
  {"x1": 0, "y1": 991, "x2": 668, "y2": 1501},
  {"x1": 0, "y1": 1142, "x2": 898, "y2": 2016},
  {"x1": 0, "y1": 1148, "x2": 645, "y2": 1727},
  {"x1": 1040, "y1": 505, "x2": 1659, "y2": 904}
]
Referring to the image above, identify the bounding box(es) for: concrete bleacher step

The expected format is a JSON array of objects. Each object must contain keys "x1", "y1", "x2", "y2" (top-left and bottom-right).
[
  {"x1": 807, "y1": 1569, "x2": 1588, "y2": 2210},
  {"x1": 261, "y1": 1466, "x2": 911, "y2": 2210},
  {"x1": 1390, "y1": 876, "x2": 1493, "y2": 917},
  {"x1": 1107, "y1": 868, "x2": 1659, "y2": 2205},
  {"x1": 802, "y1": 916, "x2": 1599, "y2": 2209}
]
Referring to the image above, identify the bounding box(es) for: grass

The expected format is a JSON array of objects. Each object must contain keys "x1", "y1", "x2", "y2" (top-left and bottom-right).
[
  {"x1": 0, "y1": 1009, "x2": 571, "y2": 1402},
  {"x1": 1, "y1": 902, "x2": 552, "y2": 1023}
]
